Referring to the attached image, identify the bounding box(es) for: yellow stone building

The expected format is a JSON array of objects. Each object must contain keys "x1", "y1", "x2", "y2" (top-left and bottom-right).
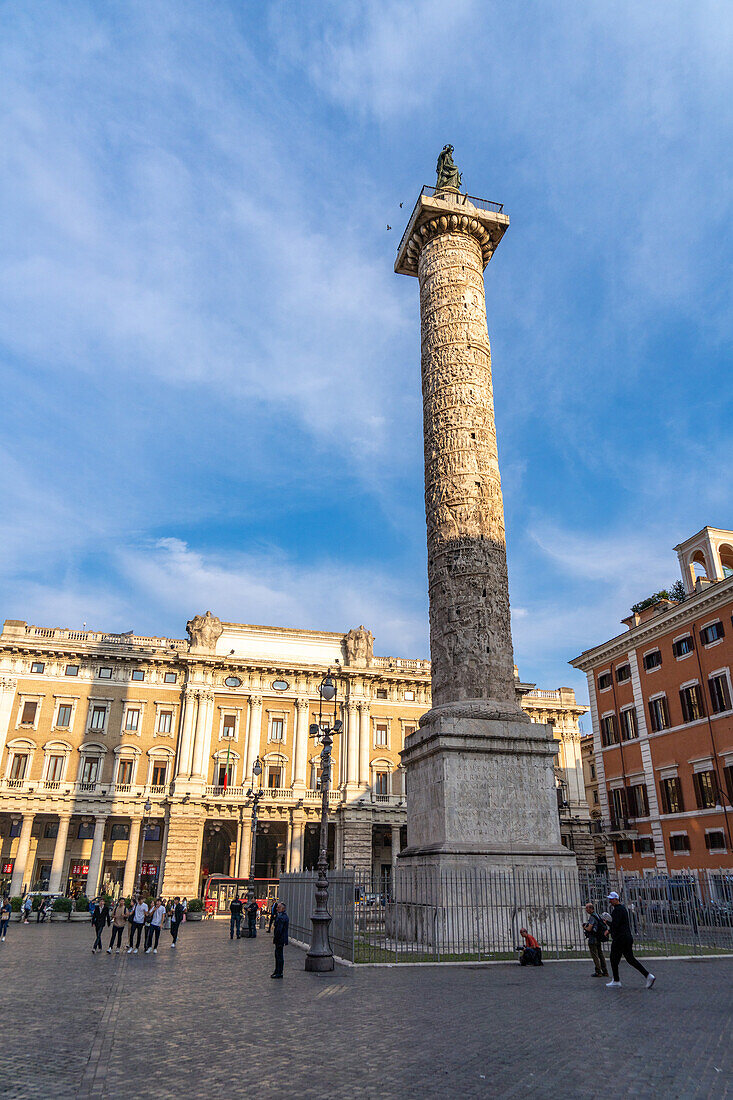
[{"x1": 0, "y1": 616, "x2": 590, "y2": 899}]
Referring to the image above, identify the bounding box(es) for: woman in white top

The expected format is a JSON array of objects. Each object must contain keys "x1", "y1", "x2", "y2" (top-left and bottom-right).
[{"x1": 127, "y1": 897, "x2": 149, "y2": 953}]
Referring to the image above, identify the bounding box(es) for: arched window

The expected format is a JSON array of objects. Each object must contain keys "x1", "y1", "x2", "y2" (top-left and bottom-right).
[{"x1": 719, "y1": 544, "x2": 733, "y2": 578}]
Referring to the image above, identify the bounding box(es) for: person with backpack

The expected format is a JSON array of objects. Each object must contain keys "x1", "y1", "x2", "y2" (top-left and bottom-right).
[
  {"x1": 606, "y1": 891, "x2": 656, "y2": 989},
  {"x1": 583, "y1": 901, "x2": 609, "y2": 977},
  {"x1": 107, "y1": 898, "x2": 128, "y2": 953}
]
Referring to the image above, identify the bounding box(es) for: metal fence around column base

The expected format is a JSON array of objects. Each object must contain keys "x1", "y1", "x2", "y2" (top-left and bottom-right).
[{"x1": 279, "y1": 866, "x2": 733, "y2": 964}]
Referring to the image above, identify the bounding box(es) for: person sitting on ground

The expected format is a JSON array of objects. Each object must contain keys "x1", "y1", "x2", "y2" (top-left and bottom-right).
[{"x1": 519, "y1": 927, "x2": 543, "y2": 966}]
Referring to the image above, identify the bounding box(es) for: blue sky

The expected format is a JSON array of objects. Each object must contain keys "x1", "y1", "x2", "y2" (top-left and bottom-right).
[{"x1": 1, "y1": 1, "x2": 731, "y2": 714}]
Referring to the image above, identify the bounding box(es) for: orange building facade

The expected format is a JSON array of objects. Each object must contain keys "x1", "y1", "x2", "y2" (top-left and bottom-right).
[{"x1": 572, "y1": 527, "x2": 733, "y2": 875}]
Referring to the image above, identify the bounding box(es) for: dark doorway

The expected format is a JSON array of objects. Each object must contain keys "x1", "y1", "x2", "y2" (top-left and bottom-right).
[
  {"x1": 303, "y1": 823, "x2": 335, "y2": 870},
  {"x1": 254, "y1": 822, "x2": 288, "y2": 878}
]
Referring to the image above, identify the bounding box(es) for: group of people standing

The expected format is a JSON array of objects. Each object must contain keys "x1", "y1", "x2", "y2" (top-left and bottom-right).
[
  {"x1": 229, "y1": 895, "x2": 289, "y2": 978},
  {"x1": 90, "y1": 895, "x2": 186, "y2": 955}
]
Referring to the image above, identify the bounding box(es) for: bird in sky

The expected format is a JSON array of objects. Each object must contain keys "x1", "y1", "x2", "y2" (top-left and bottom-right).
[
  {"x1": 399, "y1": 202, "x2": 403, "y2": 207},
  {"x1": 387, "y1": 224, "x2": 391, "y2": 230}
]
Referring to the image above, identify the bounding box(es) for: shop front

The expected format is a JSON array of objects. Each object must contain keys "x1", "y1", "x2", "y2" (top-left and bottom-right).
[
  {"x1": 101, "y1": 861, "x2": 125, "y2": 898},
  {"x1": 67, "y1": 860, "x2": 89, "y2": 897},
  {"x1": 1, "y1": 860, "x2": 13, "y2": 894}
]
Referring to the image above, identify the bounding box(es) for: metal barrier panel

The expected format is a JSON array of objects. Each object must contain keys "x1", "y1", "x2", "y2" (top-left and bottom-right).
[{"x1": 280, "y1": 866, "x2": 733, "y2": 963}]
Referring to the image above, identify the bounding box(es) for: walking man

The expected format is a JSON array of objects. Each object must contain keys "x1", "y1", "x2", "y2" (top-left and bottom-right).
[
  {"x1": 145, "y1": 898, "x2": 166, "y2": 953},
  {"x1": 606, "y1": 891, "x2": 655, "y2": 989},
  {"x1": 107, "y1": 898, "x2": 128, "y2": 953},
  {"x1": 271, "y1": 902, "x2": 288, "y2": 979},
  {"x1": 127, "y1": 895, "x2": 148, "y2": 954},
  {"x1": 36, "y1": 896, "x2": 49, "y2": 923},
  {"x1": 583, "y1": 902, "x2": 609, "y2": 977},
  {"x1": 22, "y1": 894, "x2": 32, "y2": 924},
  {"x1": 169, "y1": 897, "x2": 184, "y2": 947},
  {"x1": 245, "y1": 896, "x2": 259, "y2": 939},
  {"x1": 230, "y1": 895, "x2": 243, "y2": 939},
  {"x1": 91, "y1": 896, "x2": 110, "y2": 953}
]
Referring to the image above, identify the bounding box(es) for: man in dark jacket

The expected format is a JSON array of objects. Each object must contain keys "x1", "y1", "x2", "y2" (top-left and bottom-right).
[
  {"x1": 583, "y1": 902, "x2": 609, "y2": 977},
  {"x1": 245, "y1": 897, "x2": 259, "y2": 939},
  {"x1": 169, "y1": 897, "x2": 184, "y2": 947},
  {"x1": 271, "y1": 902, "x2": 289, "y2": 979},
  {"x1": 606, "y1": 892, "x2": 655, "y2": 988},
  {"x1": 230, "y1": 895, "x2": 243, "y2": 939},
  {"x1": 91, "y1": 897, "x2": 110, "y2": 953}
]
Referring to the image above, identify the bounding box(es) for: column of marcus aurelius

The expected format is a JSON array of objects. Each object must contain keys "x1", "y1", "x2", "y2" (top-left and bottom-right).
[{"x1": 394, "y1": 154, "x2": 575, "y2": 921}]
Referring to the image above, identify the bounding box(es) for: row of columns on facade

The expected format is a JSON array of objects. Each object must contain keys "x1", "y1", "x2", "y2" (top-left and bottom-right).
[
  {"x1": 174, "y1": 692, "x2": 386, "y2": 789},
  {"x1": 8, "y1": 811, "x2": 152, "y2": 898},
  {"x1": 8, "y1": 809, "x2": 406, "y2": 898}
]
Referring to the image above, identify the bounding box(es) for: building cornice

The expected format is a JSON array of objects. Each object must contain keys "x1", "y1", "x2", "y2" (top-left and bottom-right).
[{"x1": 570, "y1": 575, "x2": 733, "y2": 672}]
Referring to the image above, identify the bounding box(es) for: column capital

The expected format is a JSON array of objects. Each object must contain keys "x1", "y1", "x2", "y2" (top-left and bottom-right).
[
  {"x1": 249, "y1": 693, "x2": 263, "y2": 708},
  {"x1": 0, "y1": 675, "x2": 17, "y2": 692},
  {"x1": 295, "y1": 696, "x2": 310, "y2": 710},
  {"x1": 346, "y1": 700, "x2": 359, "y2": 714}
]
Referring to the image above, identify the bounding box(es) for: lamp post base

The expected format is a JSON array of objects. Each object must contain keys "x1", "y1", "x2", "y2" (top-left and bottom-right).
[{"x1": 305, "y1": 916, "x2": 335, "y2": 972}]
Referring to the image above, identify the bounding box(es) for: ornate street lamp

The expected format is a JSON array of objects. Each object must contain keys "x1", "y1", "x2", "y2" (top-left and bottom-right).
[
  {"x1": 305, "y1": 669, "x2": 342, "y2": 972},
  {"x1": 246, "y1": 757, "x2": 263, "y2": 903},
  {"x1": 136, "y1": 797, "x2": 153, "y2": 894}
]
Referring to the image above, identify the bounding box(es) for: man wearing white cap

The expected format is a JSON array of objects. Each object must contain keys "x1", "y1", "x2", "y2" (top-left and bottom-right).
[{"x1": 606, "y1": 891, "x2": 656, "y2": 989}]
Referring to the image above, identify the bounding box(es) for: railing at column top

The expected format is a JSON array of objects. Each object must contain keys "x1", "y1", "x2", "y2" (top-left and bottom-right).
[{"x1": 396, "y1": 185, "x2": 505, "y2": 261}]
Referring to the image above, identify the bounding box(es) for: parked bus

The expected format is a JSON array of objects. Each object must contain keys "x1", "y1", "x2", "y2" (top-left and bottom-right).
[{"x1": 202, "y1": 874, "x2": 279, "y2": 917}]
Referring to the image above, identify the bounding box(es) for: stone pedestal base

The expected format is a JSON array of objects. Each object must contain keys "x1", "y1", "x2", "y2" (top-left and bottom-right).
[
  {"x1": 395, "y1": 711, "x2": 578, "y2": 951},
  {"x1": 160, "y1": 812, "x2": 206, "y2": 898}
]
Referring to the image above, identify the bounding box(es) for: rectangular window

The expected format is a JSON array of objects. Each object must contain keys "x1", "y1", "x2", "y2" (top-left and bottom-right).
[
  {"x1": 615, "y1": 664, "x2": 631, "y2": 683},
  {"x1": 65, "y1": 665, "x2": 79, "y2": 676},
  {"x1": 635, "y1": 837, "x2": 654, "y2": 854},
  {"x1": 660, "y1": 776, "x2": 684, "y2": 814},
  {"x1": 117, "y1": 760, "x2": 133, "y2": 785},
  {"x1": 700, "y1": 621, "x2": 724, "y2": 646},
  {"x1": 77, "y1": 821, "x2": 94, "y2": 840},
  {"x1": 144, "y1": 825, "x2": 161, "y2": 841},
  {"x1": 374, "y1": 722, "x2": 388, "y2": 747},
  {"x1": 669, "y1": 833, "x2": 689, "y2": 853},
  {"x1": 270, "y1": 717, "x2": 284, "y2": 742},
  {"x1": 598, "y1": 672, "x2": 612, "y2": 690},
  {"x1": 705, "y1": 831, "x2": 726, "y2": 851},
  {"x1": 404, "y1": 724, "x2": 416, "y2": 738},
  {"x1": 680, "y1": 684, "x2": 705, "y2": 723},
  {"x1": 9, "y1": 821, "x2": 21, "y2": 838},
  {"x1": 110, "y1": 823, "x2": 129, "y2": 841},
  {"x1": 609, "y1": 787, "x2": 627, "y2": 826},
  {"x1": 20, "y1": 700, "x2": 37, "y2": 725},
  {"x1": 672, "y1": 636, "x2": 694, "y2": 658},
  {"x1": 164, "y1": 672, "x2": 177, "y2": 684},
  {"x1": 404, "y1": 690, "x2": 415, "y2": 701},
  {"x1": 30, "y1": 661, "x2": 45, "y2": 674},
  {"x1": 375, "y1": 688, "x2": 388, "y2": 700},
  {"x1": 267, "y1": 766, "x2": 282, "y2": 788},
  {"x1": 131, "y1": 669, "x2": 145, "y2": 682},
  {"x1": 620, "y1": 707, "x2": 638, "y2": 741},
  {"x1": 9, "y1": 754, "x2": 28, "y2": 781},
  {"x1": 693, "y1": 770, "x2": 718, "y2": 810},
  {"x1": 81, "y1": 758, "x2": 99, "y2": 784},
  {"x1": 47, "y1": 755, "x2": 65, "y2": 782},
  {"x1": 90, "y1": 705, "x2": 107, "y2": 731},
  {"x1": 44, "y1": 822, "x2": 58, "y2": 839},
  {"x1": 98, "y1": 667, "x2": 112, "y2": 679},
  {"x1": 158, "y1": 710, "x2": 173, "y2": 734},
  {"x1": 627, "y1": 783, "x2": 649, "y2": 818},
  {"x1": 151, "y1": 763, "x2": 167, "y2": 786},
  {"x1": 709, "y1": 673, "x2": 732, "y2": 715},
  {"x1": 217, "y1": 763, "x2": 234, "y2": 787},
  {"x1": 375, "y1": 771, "x2": 389, "y2": 796},
  {"x1": 593, "y1": 790, "x2": 599, "y2": 804},
  {"x1": 648, "y1": 696, "x2": 670, "y2": 733},
  {"x1": 600, "y1": 714, "x2": 618, "y2": 747},
  {"x1": 643, "y1": 651, "x2": 662, "y2": 671},
  {"x1": 56, "y1": 704, "x2": 72, "y2": 728},
  {"x1": 124, "y1": 708, "x2": 140, "y2": 731},
  {"x1": 615, "y1": 838, "x2": 633, "y2": 855},
  {"x1": 725, "y1": 765, "x2": 733, "y2": 805}
]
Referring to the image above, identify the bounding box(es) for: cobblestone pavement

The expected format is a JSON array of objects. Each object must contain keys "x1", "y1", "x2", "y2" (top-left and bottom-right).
[{"x1": 0, "y1": 920, "x2": 731, "y2": 1099}]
